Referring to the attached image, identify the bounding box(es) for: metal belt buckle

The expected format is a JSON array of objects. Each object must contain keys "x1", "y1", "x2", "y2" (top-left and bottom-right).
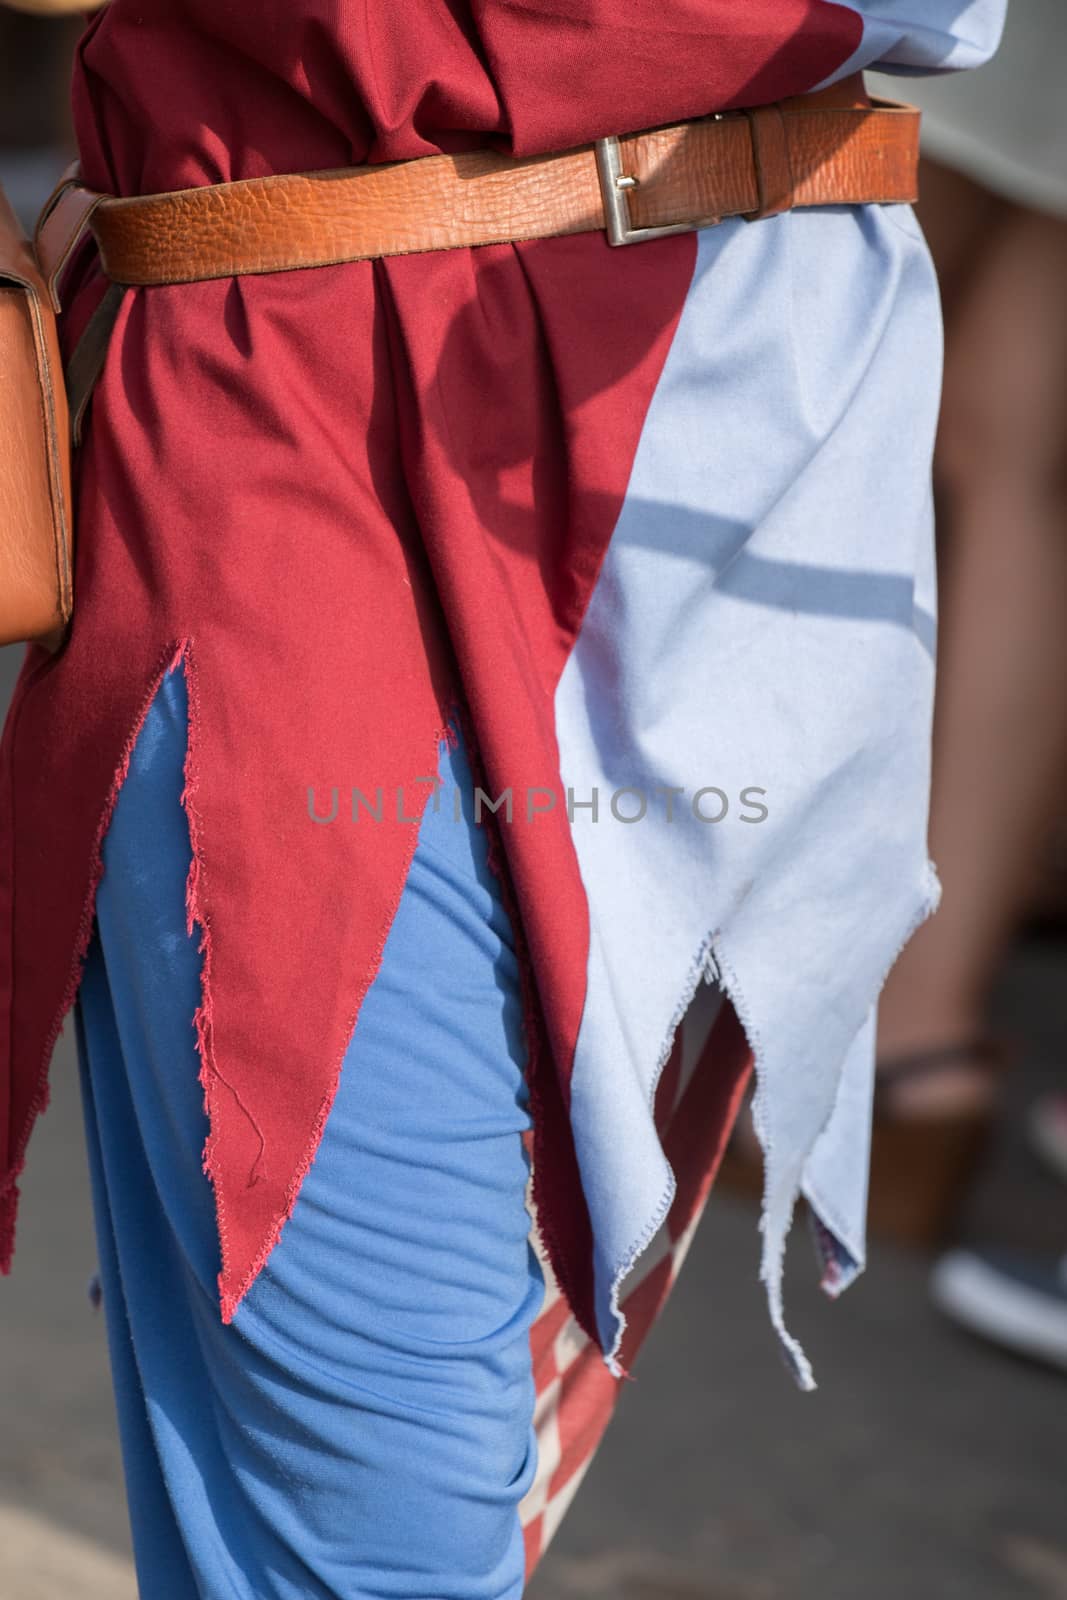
[{"x1": 595, "y1": 132, "x2": 719, "y2": 247}]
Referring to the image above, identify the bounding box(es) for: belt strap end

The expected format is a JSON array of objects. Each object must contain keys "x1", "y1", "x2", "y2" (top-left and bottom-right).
[
  {"x1": 742, "y1": 104, "x2": 795, "y2": 221},
  {"x1": 34, "y1": 162, "x2": 103, "y2": 313}
]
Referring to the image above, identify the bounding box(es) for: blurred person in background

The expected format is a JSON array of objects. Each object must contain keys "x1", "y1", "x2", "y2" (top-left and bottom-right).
[{"x1": 868, "y1": 3, "x2": 1067, "y2": 1370}]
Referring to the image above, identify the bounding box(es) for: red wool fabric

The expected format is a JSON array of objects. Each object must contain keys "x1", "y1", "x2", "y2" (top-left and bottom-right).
[{"x1": 0, "y1": 0, "x2": 861, "y2": 1358}]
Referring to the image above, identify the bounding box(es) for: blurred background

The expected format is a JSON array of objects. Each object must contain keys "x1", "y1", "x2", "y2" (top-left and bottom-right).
[{"x1": 1, "y1": 8, "x2": 1066, "y2": 1599}]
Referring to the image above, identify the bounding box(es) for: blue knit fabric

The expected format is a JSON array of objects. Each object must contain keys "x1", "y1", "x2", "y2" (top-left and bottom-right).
[{"x1": 73, "y1": 658, "x2": 543, "y2": 1598}]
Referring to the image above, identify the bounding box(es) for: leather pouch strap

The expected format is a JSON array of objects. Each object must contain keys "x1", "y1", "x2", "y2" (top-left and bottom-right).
[
  {"x1": 66, "y1": 280, "x2": 126, "y2": 447},
  {"x1": 34, "y1": 160, "x2": 104, "y2": 312},
  {"x1": 0, "y1": 182, "x2": 73, "y2": 649}
]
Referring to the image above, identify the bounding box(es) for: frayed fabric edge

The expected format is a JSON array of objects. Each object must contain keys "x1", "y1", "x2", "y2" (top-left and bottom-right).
[
  {"x1": 803, "y1": 853, "x2": 943, "y2": 1303},
  {"x1": 747, "y1": 855, "x2": 943, "y2": 1391},
  {"x1": 602, "y1": 928, "x2": 720, "y2": 1382},
  {"x1": 0, "y1": 637, "x2": 461, "y2": 1319},
  {"x1": 599, "y1": 854, "x2": 943, "y2": 1396},
  {"x1": 174, "y1": 638, "x2": 267, "y2": 1321},
  {"x1": 703, "y1": 934, "x2": 818, "y2": 1394},
  {"x1": 185, "y1": 669, "x2": 466, "y2": 1326},
  {"x1": 0, "y1": 638, "x2": 187, "y2": 1276},
  {"x1": 598, "y1": 921, "x2": 812, "y2": 1389}
]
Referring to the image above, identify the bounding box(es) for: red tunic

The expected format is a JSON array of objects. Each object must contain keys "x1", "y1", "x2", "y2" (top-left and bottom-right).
[{"x1": 0, "y1": 0, "x2": 861, "y2": 1359}]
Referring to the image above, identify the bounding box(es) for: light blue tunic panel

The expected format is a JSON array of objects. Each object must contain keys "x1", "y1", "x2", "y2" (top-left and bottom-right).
[
  {"x1": 553, "y1": 0, "x2": 1008, "y2": 1386},
  {"x1": 555, "y1": 197, "x2": 943, "y2": 1388}
]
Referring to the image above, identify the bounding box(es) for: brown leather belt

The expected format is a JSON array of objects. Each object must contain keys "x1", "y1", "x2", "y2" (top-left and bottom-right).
[
  {"x1": 34, "y1": 73, "x2": 918, "y2": 307},
  {"x1": 5, "y1": 72, "x2": 918, "y2": 653}
]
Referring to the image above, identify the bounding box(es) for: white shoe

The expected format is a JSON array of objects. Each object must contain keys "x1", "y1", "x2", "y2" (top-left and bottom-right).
[{"x1": 931, "y1": 1249, "x2": 1067, "y2": 1374}]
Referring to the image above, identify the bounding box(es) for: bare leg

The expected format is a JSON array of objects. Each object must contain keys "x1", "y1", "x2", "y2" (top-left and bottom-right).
[{"x1": 878, "y1": 161, "x2": 1067, "y2": 1113}]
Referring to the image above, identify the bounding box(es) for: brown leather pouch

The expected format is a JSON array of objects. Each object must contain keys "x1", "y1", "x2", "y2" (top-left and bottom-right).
[{"x1": 0, "y1": 183, "x2": 73, "y2": 653}]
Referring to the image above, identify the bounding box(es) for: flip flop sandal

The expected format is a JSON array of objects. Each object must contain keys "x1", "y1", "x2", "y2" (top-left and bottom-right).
[{"x1": 867, "y1": 1038, "x2": 1012, "y2": 1250}]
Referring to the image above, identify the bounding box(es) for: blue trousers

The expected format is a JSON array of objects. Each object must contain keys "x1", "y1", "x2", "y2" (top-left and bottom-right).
[{"x1": 73, "y1": 660, "x2": 545, "y2": 1598}]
